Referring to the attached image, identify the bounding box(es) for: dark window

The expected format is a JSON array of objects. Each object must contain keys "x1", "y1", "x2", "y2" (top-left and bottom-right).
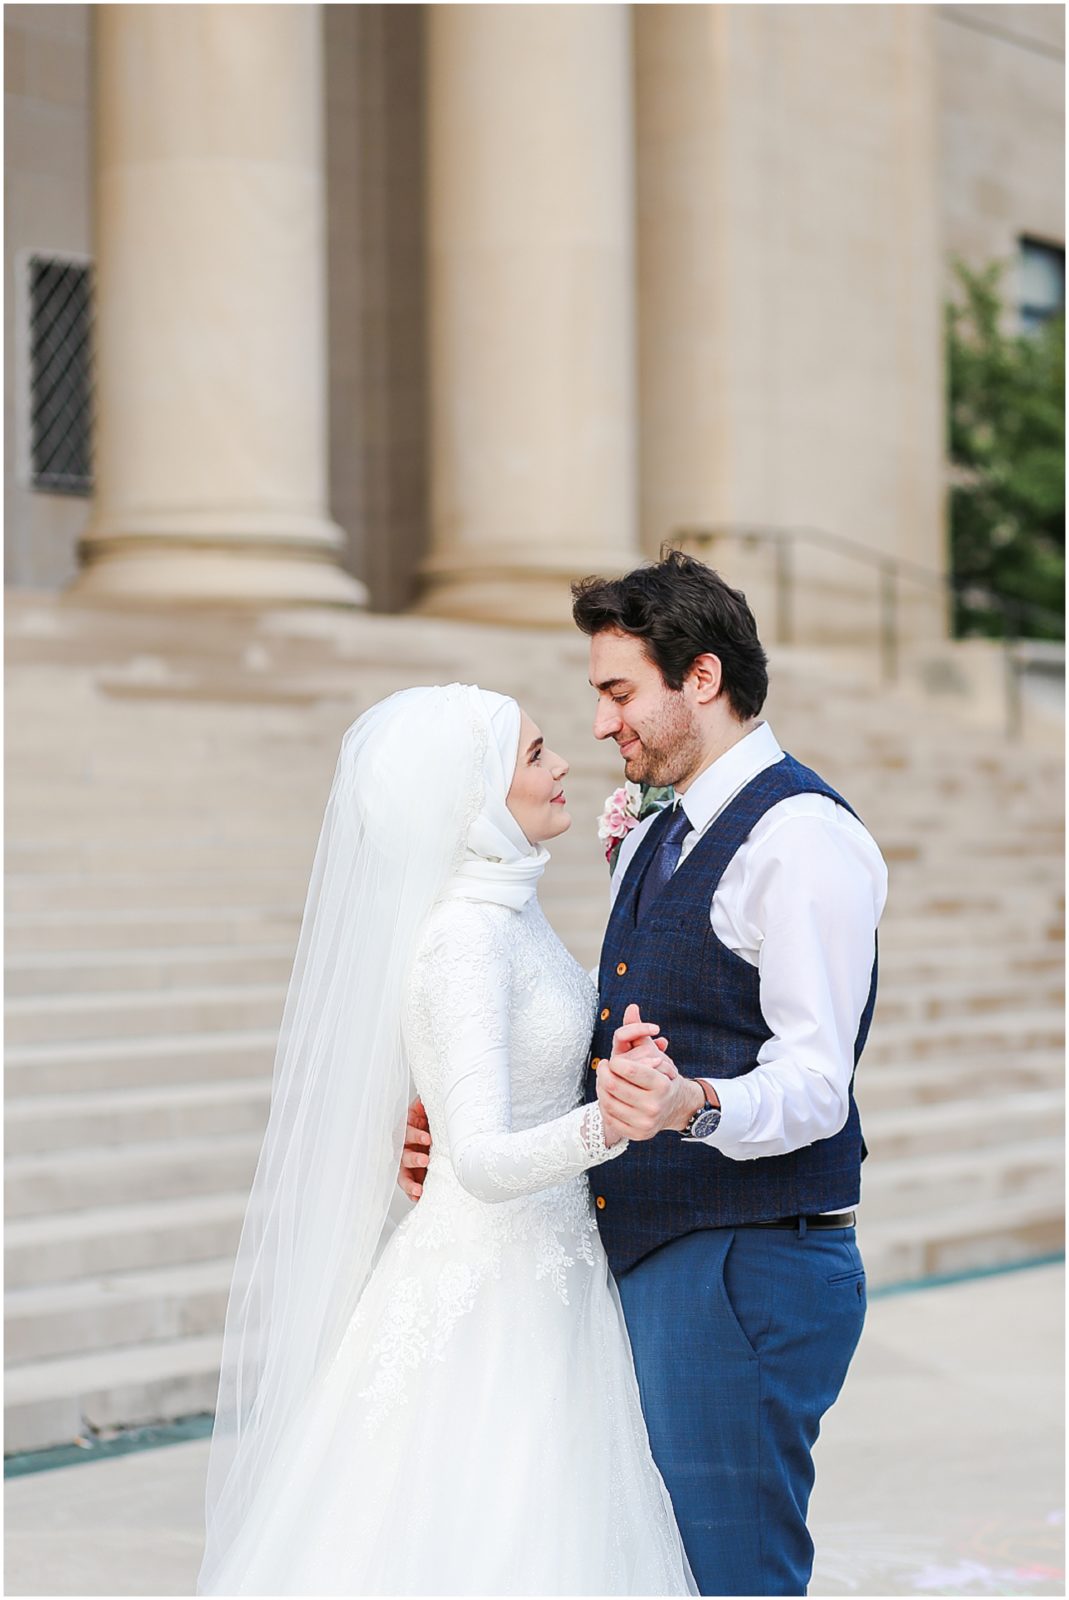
[
  {"x1": 29, "y1": 255, "x2": 93, "y2": 495},
  {"x1": 1018, "y1": 236, "x2": 1065, "y2": 334}
]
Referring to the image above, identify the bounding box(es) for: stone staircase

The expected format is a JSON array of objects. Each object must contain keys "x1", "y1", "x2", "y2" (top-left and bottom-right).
[{"x1": 5, "y1": 594, "x2": 1064, "y2": 1453}]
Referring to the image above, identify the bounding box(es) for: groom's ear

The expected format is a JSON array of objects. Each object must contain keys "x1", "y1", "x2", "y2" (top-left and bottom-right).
[{"x1": 687, "y1": 653, "x2": 723, "y2": 705}]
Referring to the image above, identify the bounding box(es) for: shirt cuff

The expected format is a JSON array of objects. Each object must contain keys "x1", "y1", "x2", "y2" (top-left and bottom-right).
[{"x1": 695, "y1": 1075, "x2": 755, "y2": 1151}]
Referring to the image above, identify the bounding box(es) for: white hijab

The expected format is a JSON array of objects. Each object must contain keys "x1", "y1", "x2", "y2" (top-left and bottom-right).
[{"x1": 444, "y1": 688, "x2": 550, "y2": 911}]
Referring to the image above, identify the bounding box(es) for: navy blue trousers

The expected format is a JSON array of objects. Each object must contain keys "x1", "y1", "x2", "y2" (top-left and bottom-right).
[{"x1": 616, "y1": 1225, "x2": 866, "y2": 1596}]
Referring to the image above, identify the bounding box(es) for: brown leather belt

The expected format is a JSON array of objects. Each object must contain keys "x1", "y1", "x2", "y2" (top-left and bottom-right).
[{"x1": 743, "y1": 1212, "x2": 856, "y2": 1230}]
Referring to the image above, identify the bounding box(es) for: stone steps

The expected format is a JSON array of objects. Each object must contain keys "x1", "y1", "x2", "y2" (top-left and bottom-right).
[
  {"x1": 5, "y1": 903, "x2": 1057, "y2": 966},
  {"x1": 858, "y1": 1194, "x2": 1065, "y2": 1289},
  {"x1": 6, "y1": 1037, "x2": 1064, "y2": 1154},
  {"x1": 5, "y1": 1030, "x2": 277, "y2": 1097},
  {"x1": 4, "y1": 1333, "x2": 223, "y2": 1457},
  {"x1": 859, "y1": 1136, "x2": 1064, "y2": 1220},
  {"x1": 860, "y1": 1089, "x2": 1064, "y2": 1160},
  {"x1": 9, "y1": 862, "x2": 1057, "y2": 910},
  {"x1": 5, "y1": 907, "x2": 301, "y2": 953},
  {"x1": 5, "y1": 932, "x2": 1062, "y2": 993},
  {"x1": 9, "y1": 777, "x2": 1060, "y2": 816},
  {"x1": 4, "y1": 1259, "x2": 233, "y2": 1365},
  {"x1": 860, "y1": 1009, "x2": 1066, "y2": 1066},
  {"x1": 5, "y1": 982, "x2": 289, "y2": 1047},
  {"x1": 5, "y1": 1132, "x2": 263, "y2": 1219},
  {"x1": 548, "y1": 877, "x2": 1061, "y2": 917},
  {"x1": 5, "y1": 1080, "x2": 272, "y2": 1155},
  {"x1": 9, "y1": 973, "x2": 1061, "y2": 1060},
  {"x1": 875, "y1": 943, "x2": 1064, "y2": 977},
  {"x1": 874, "y1": 913, "x2": 1065, "y2": 951},
  {"x1": 8, "y1": 1011, "x2": 1062, "y2": 1104},
  {"x1": 5, "y1": 1193, "x2": 247, "y2": 1289},
  {"x1": 4, "y1": 944, "x2": 297, "y2": 997},
  {"x1": 6, "y1": 840, "x2": 321, "y2": 875},
  {"x1": 6, "y1": 871, "x2": 309, "y2": 915},
  {"x1": 872, "y1": 974, "x2": 1064, "y2": 1023},
  {"x1": 855, "y1": 1048, "x2": 1064, "y2": 1112}
]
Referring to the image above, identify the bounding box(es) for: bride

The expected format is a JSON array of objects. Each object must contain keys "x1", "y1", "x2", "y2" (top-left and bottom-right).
[{"x1": 197, "y1": 684, "x2": 694, "y2": 1596}]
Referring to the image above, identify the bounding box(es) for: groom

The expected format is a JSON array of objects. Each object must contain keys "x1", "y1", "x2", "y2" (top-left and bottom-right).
[
  {"x1": 572, "y1": 550, "x2": 885, "y2": 1596},
  {"x1": 402, "y1": 549, "x2": 886, "y2": 1595}
]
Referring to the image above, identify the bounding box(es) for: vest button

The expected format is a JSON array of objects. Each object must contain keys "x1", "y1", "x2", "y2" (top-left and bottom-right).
[
  {"x1": 616, "y1": 962, "x2": 627, "y2": 976},
  {"x1": 591, "y1": 1057, "x2": 601, "y2": 1072},
  {"x1": 595, "y1": 1196, "x2": 606, "y2": 1210},
  {"x1": 600, "y1": 1008, "x2": 610, "y2": 1021}
]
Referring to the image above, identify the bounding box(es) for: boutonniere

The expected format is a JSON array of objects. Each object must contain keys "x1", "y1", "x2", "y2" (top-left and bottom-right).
[{"x1": 597, "y1": 781, "x2": 676, "y2": 875}]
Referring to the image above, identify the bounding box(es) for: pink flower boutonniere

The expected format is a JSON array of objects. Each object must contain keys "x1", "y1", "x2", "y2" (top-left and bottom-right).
[
  {"x1": 597, "y1": 782, "x2": 643, "y2": 867},
  {"x1": 597, "y1": 781, "x2": 677, "y2": 876}
]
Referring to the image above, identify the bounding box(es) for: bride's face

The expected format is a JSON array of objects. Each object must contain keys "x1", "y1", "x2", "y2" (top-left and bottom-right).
[{"x1": 506, "y1": 710, "x2": 571, "y2": 844}]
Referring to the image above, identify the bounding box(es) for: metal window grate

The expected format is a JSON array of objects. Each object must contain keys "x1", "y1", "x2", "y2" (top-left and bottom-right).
[{"x1": 29, "y1": 255, "x2": 94, "y2": 495}]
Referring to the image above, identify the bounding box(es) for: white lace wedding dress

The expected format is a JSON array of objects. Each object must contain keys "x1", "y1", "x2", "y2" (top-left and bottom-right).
[{"x1": 208, "y1": 895, "x2": 694, "y2": 1596}]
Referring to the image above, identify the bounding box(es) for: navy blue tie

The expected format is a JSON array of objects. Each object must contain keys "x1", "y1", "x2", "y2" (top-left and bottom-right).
[{"x1": 635, "y1": 803, "x2": 691, "y2": 925}]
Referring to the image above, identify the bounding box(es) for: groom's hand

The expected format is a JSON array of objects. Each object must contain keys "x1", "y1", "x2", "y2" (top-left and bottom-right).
[
  {"x1": 398, "y1": 1096, "x2": 431, "y2": 1200},
  {"x1": 598, "y1": 1004, "x2": 708, "y2": 1141}
]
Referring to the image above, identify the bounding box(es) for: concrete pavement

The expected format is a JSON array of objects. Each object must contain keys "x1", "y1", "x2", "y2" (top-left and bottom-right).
[{"x1": 5, "y1": 1262, "x2": 1063, "y2": 1597}]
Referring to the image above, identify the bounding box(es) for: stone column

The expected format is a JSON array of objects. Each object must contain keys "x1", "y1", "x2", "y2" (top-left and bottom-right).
[
  {"x1": 74, "y1": 4, "x2": 366, "y2": 607},
  {"x1": 419, "y1": 4, "x2": 638, "y2": 625},
  {"x1": 635, "y1": 4, "x2": 945, "y2": 644}
]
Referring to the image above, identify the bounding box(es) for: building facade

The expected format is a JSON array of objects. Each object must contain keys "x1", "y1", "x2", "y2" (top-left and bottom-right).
[{"x1": 4, "y1": 3, "x2": 1065, "y2": 628}]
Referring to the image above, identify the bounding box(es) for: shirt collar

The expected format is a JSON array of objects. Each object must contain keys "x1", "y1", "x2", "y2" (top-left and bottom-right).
[{"x1": 676, "y1": 722, "x2": 783, "y2": 834}]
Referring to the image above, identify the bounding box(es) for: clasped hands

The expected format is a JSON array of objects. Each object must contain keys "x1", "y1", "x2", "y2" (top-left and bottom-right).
[
  {"x1": 597, "y1": 1003, "x2": 709, "y2": 1146},
  {"x1": 397, "y1": 1002, "x2": 713, "y2": 1201}
]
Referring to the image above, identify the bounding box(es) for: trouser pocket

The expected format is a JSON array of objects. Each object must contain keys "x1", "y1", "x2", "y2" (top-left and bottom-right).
[{"x1": 716, "y1": 1229, "x2": 772, "y2": 1362}]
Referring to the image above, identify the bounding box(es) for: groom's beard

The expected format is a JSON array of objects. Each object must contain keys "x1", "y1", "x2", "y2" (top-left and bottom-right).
[{"x1": 621, "y1": 697, "x2": 703, "y2": 789}]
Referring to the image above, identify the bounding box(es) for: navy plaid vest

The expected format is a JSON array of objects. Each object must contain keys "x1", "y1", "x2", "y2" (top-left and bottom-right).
[{"x1": 584, "y1": 754, "x2": 877, "y2": 1275}]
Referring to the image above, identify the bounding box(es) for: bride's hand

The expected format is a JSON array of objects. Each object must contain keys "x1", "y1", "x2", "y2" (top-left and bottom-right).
[
  {"x1": 612, "y1": 1004, "x2": 677, "y2": 1078},
  {"x1": 599, "y1": 1103, "x2": 630, "y2": 1148},
  {"x1": 399, "y1": 1096, "x2": 432, "y2": 1200}
]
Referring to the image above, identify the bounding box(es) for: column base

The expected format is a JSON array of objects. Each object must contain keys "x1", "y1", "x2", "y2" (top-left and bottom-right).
[
  {"x1": 413, "y1": 550, "x2": 641, "y2": 627},
  {"x1": 70, "y1": 530, "x2": 368, "y2": 610}
]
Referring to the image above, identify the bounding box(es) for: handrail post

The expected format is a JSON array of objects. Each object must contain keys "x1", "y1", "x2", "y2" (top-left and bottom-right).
[
  {"x1": 879, "y1": 561, "x2": 898, "y2": 683},
  {"x1": 667, "y1": 524, "x2": 1062, "y2": 745},
  {"x1": 775, "y1": 535, "x2": 793, "y2": 646},
  {"x1": 1003, "y1": 606, "x2": 1023, "y2": 741}
]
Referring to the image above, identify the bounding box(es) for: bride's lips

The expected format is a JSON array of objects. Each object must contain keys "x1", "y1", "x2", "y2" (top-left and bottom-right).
[{"x1": 550, "y1": 790, "x2": 566, "y2": 805}]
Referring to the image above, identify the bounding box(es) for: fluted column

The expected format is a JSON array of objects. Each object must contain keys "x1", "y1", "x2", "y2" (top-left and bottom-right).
[
  {"x1": 419, "y1": 4, "x2": 638, "y2": 625},
  {"x1": 635, "y1": 4, "x2": 945, "y2": 643},
  {"x1": 75, "y1": 4, "x2": 366, "y2": 607}
]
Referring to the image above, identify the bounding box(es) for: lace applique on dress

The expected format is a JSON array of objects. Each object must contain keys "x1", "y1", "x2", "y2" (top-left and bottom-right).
[{"x1": 342, "y1": 895, "x2": 625, "y2": 1432}]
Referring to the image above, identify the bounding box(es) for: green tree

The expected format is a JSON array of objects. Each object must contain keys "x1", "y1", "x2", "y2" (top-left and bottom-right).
[{"x1": 946, "y1": 260, "x2": 1064, "y2": 640}]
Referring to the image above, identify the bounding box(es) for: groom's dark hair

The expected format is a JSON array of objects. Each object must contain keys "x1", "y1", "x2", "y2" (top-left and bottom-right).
[{"x1": 571, "y1": 547, "x2": 769, "y2": 720}]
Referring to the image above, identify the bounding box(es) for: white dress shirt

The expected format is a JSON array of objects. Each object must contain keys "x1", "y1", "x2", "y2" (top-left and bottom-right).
[{"x1": 610, "y1": 723, "x2": 887, "y2": 1170}]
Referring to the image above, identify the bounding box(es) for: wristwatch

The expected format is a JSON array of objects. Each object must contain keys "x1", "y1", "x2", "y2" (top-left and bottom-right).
[{"x1": 680, "y1": 1086, "x2": 721, "y2": 1141}]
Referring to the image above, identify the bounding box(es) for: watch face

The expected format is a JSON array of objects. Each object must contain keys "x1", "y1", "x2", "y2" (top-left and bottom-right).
[{"x1": 691, "y1": 1108, "x2": 721, "y2": 1140}]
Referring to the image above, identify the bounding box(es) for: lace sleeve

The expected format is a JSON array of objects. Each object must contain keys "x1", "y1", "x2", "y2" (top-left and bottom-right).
[{"x1": 410, "y1": 903, "x2": 627, "y2": 1203}]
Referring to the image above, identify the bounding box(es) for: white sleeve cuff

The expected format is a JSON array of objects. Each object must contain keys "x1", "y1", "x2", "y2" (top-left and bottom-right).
[{"x1": 697, "y1": 1075, "x2": 757, "y2": 1154}]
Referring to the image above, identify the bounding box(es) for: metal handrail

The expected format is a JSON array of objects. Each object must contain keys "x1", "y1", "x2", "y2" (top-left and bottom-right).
[{"x1": 675, "y1": 522, "x2": 1065, "y2": 740}]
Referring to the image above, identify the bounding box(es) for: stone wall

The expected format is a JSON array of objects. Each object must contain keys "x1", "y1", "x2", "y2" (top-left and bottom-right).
[
  {"x1": 937, "y1": 4, "x2": 1065, "y2": 276},
  {"x1": 4, "y1": 3, "x2": 91, "y2": 590},
  {"x1": 325, "y1": 4, "x2": 430, "y2": 612}
]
